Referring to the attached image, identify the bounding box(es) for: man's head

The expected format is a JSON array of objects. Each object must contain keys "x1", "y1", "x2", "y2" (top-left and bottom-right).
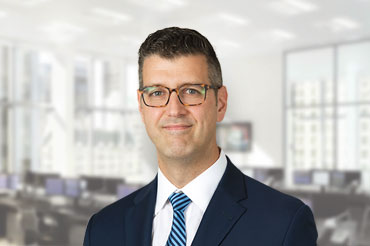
[
  {"x1": 137, "y1": 27, "x2": 227, "y2": 164},
  {"x1": 138, "y1": 27, "x2": 223, "y2": 90}
]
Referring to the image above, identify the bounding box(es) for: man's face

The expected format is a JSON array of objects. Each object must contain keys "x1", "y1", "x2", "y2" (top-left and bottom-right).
[{"x1": 138, "y1": 54, "x2": 227, "y2": 161}]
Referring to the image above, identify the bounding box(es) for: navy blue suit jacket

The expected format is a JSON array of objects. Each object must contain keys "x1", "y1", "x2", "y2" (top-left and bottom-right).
[{"x1": 84, "y1": 157, "x2": 317, "y2": 245}]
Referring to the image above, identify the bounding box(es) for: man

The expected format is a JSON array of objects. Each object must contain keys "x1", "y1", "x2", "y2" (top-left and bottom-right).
[{"x1": 83, "y1": 27, "x2": 317, "y2": 246}]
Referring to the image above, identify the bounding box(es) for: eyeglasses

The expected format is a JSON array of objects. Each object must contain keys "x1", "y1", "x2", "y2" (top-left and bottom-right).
[{"x1": 138, "y1": 83, "x2": 220, "y2": 107}]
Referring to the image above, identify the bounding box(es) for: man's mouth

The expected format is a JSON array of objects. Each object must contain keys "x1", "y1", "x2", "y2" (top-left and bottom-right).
[{"x1": 163, "y1": 124, "x2": 192, "y2": 131}]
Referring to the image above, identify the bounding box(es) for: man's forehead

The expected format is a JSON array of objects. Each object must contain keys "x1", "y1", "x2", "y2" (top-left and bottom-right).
[
  {"x1": 142, "y1": 53, "x2": 207, "y2": 64},
  {"x1": 142, "y1": 54, "x2": 209, "y2": 85}
]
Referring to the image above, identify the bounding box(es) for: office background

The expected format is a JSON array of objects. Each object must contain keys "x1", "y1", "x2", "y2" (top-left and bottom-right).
[{"x1": 0, "y1": 0, "x2": 370, "y2": 245}]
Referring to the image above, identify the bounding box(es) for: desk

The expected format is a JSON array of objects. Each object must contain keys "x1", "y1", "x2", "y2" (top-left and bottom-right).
[
  {"x1": 279, "y1": 187, "x2": 370, "y2": 218},
  {"x1": 0, "y1": 195, "x2": 95, "y2": 246},
  {"x1": 54, "y1": 207, "x2": 90, "y2": 245},
  {"x1": 279, "y1": 187, "x2": 370, "y2": 246},
  {"x1": 0, "y1": 196, "x2": 40, "y2": 245}
]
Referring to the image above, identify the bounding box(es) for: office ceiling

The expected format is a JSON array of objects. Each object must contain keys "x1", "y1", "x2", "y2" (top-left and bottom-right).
[{"x1": 0, "y1": 0, "x2": 369, "y2": 57}]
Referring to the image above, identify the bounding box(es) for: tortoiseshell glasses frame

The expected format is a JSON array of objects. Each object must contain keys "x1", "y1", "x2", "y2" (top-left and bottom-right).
[{"x1": 138, "y1": 83, "x2": 221, "y2": 108}]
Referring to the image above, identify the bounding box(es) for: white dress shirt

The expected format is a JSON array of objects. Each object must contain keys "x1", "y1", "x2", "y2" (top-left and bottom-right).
[{"x1": 152, "y1": 150, "x2": 227, "y2": 246}]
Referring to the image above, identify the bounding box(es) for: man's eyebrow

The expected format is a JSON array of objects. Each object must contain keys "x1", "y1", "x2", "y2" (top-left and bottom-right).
[
  {"x1": 143, "y1": 83, "x2": 165, "y2": 87},
  {"x1": 144, "y1": 81, "x2": 204, "y2": 87}
]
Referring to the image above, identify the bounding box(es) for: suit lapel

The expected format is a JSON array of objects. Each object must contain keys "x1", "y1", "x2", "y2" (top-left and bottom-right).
[
  {"x1": 191, "y1": 157, "x2": 248, "y2": 246},
  {"x1": 125, "y1": 176, "x2": 157, "y2": 246}
]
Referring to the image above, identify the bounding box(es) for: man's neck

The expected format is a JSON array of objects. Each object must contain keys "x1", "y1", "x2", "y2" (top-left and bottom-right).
[{"x1": 158, "y1": 146, "x2": 220, "y2": 188}]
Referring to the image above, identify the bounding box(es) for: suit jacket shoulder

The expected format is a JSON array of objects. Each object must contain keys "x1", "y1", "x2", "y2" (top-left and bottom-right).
[
  {"x1": 243, "y1": 174, "x2": 305, "y2": 217},
  {"x1": 83, "y1": 178, "x2": 157, "y2": 246},
  {"x1": 245, "y1": 175, "x2": 317, "y2": 242},
  {"x1": 191, "y1": 157, "x2": 317, "y2": 246}
]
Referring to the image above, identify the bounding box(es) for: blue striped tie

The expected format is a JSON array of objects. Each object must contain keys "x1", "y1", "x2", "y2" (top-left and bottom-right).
[{"x1": 166, "y1": 192, "x2": 191, "y2": 246}]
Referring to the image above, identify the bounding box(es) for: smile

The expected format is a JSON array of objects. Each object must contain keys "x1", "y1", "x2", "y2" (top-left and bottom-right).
[{"x1": 163, "y1": 124, "x2": 192, "y2": 131}]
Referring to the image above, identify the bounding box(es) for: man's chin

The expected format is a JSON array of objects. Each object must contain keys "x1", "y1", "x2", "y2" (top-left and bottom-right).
[{"x1": 160, "y1": 146, "x2": 192, "y2": 160}]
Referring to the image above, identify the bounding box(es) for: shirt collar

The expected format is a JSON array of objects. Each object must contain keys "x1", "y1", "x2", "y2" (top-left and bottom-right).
[
  {"x1": 155, "y1": 150, "x2": 227, "y2": 215},
  {"x1": 155, "y1": 166, "x2": 178, "y2": 216}
]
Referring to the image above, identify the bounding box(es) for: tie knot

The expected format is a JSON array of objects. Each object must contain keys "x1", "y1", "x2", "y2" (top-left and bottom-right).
[{"x1": 168, "y1": 192, "x2": 191, "y2": 212}]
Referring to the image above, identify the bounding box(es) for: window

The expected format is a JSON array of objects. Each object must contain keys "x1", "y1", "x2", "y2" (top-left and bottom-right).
[
  {"x1": 285, "y1": 40, "x2": 370, "y2": 185},
  {"x1": 73, "y1": 57, "x2": 144, "y2": 177}
]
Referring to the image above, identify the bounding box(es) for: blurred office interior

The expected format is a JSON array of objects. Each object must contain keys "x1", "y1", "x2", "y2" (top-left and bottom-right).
[{"x1": 0, "y1": 0, "x2": 370, "y2": 245}]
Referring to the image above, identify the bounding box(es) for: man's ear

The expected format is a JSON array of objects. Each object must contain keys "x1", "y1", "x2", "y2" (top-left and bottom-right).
[
  {"x1": 216, "y1": 86, "x2": 228, "y2": 122},
  {"x1": 137, "y1": 90, "x2": 144, "y2": 122}
]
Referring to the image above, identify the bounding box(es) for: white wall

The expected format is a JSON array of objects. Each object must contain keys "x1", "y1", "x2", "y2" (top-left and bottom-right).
[{"x1": 222, "y1": 52, "x2": 283, "y2": 168}]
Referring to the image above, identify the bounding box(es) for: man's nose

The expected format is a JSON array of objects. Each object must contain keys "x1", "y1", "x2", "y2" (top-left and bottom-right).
[{"x1": 166, "y1": 91, "x2": 187, "y2": 116}]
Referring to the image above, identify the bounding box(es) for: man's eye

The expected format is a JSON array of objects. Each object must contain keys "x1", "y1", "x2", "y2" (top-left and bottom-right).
[
  {"x1": 185, "y1": 88, "x2": 200, "y2": 95},
  {"x1": 149, "y1": 91, "x2": 163, "y2": 97}
]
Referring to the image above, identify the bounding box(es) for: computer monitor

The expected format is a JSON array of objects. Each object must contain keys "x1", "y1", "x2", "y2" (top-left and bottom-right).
[
  {"x1": 312, "y1": 170, "x2": 330, "y2": 186},
  {"x1": 45, "y1": 178, "x2": 64, "y2": 195},
  {"x1": 268, "y1": 169, "x2": 283, "y2": 182},
  {"x1": 217, "y1": 123, "x2": 252, "y2": 151},
  {"x1": 64, "y1": 179, "x2": 81, "y2": 198},
  {"x1": 330, "y1": 171, "x2": 346, "y2": 187},
  {"x1": 345, "y1": 171, "x2": 361, "y2": 185},
  {"x1": 35, "y1": 173, "x2": 59, "y2": 187},
  {"x1": 116, "y1": 185, "x2": 138, "y2": 199},
  {"x1": 83, "y1": 177, "x2": 104, "y2": 192},
  {"x1": 0, "y1": 174, "x2": 7, "y2": 189},
  {"x1": 25, "y1": 171, "x2": 36, "y2": 185},
  {"x1": 105, "y1": 178, "x2": 124, "y2": 195},
  {"x1": 293, "y1": 171, "x2": 312, "y2": 185},
  {"x1": 7, "y1": 175, "x2": 19, "y2": 190}
]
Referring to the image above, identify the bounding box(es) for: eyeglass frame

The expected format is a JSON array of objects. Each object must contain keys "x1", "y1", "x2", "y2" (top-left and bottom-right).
[{"x1": 138, "y1": 83, "x2": 221, "y2": 108}]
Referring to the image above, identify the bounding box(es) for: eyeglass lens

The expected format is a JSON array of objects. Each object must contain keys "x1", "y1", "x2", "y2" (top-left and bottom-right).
[{"x1": 142, "y1": 84, "x2": 206, "y2": 106}]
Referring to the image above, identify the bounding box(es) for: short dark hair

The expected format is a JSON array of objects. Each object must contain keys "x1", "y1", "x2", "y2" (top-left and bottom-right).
[{"x1": 138, "y1": 27, "x2": 222, "y2": 89}]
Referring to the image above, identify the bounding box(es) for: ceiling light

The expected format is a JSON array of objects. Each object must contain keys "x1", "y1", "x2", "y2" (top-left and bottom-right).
[
  {"x1": 42, "y1": 21, "x2": 86, "y2": 34},
  {"x1": 127, "y1": 0, "x2": 186, "y2": 11},
  {"x1": 0, "y1": 11, "x2": 8, "y2": 18},
  {"x1": 284, "y1": 0, "x2": 316, "y2": 12},
  {"x1": 24, "y1": 0, "x2": 50, "y2": 6},
  {"x1": 166, "y1": 0, "x2": 186, "y2": 7},
  {"x1": 271, "y1": 29, "x2": 296, "y2": 40},
  {"x1": 41, "y1": 21, "x2": 86, "y2": 43},
  {"x1": 1, "y1": 0, "x2": 51, "y2": 7},
  {"x1": 331, "y1": 17, "x2": 360, "y2": 31},
  {"x1": 218, "y1": 13, "x2": 248, "y2": 25},
  {"x1": 314, "y1": 17, "x2": 360, "y2": 32},
  {"x1": 269, "y1": 2, "x2": 300, "y2": 15},
  {"x1": 269, "y1": 0, "x2": 317, "y2": 15},
  {"x1": 91, "y1": 8, "x2": 131, "y2": 23}
]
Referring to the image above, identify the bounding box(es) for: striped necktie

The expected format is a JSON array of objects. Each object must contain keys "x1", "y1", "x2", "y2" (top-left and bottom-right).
[{"x1": 166, "y1": 192, "x2": 192, "y2": 246}]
